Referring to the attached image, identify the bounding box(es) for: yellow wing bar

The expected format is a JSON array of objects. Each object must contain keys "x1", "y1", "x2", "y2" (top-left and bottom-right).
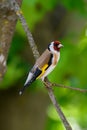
[{"x1": 37, "y1": 64, "x2": 48, "y2": 79}]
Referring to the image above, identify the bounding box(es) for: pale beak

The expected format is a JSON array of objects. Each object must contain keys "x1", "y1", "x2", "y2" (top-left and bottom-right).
[{"x1": 58, "y1": 44, "x2": 64, "y2": 48}]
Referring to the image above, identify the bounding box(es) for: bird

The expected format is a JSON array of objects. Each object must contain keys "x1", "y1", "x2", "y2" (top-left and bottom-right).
[{"x1": 19, "y1": 41, "x2": 63, "y2": 95}]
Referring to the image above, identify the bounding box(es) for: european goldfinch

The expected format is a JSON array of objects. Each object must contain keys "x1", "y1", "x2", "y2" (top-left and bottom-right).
[{"x1": 19, "y1": 41, "x2": 63, "y2": 95}]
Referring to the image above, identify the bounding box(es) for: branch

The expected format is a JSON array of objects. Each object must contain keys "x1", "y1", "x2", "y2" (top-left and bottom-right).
[
  {"x1": 11, "y1": 1, "x2": 73, "y2": 130},
  {"x1": 10, "y1": 0, "x2": 40, "y2": 60},
  {"x1": 47, "y1": 87, "x2": 72, "y2": 130},
  {"x1": 44, "y1": 77, "x2": 73, "y2": 130},
  {"x1": 52, "y1": 83, "x2": 87, "y2": 93},
  {"x1": 0, "y1": 0, "x2": 22, "y2": 81}
]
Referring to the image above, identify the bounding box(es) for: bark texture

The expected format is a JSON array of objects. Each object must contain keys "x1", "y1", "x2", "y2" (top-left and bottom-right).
[{"x1": 0, "y1": 0, "x2": 22, "y2": 81}]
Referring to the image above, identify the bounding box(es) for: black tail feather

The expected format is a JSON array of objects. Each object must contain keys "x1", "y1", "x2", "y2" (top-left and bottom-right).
[
  {"x1": 19, "y1": 76, "x2": 36, "y2": 95},
  {"x1": 19, "y1": 68, "x2": 42, "y2": 95},
  {"x1": 19, "y1": 82, "x2": 31, "y2": 95}
]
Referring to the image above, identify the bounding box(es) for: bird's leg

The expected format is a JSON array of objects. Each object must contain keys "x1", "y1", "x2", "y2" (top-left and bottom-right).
[{"x1": 43, "y1": 77, "x2": 52, "y2": 89}]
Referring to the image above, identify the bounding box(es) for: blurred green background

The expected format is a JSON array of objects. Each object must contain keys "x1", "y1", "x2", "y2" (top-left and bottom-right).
[{"x1": 0, "y1": 0, "x2": 87, "y2": 130}]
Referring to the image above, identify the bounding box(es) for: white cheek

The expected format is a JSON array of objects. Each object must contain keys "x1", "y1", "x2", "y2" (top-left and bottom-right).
[{"x1": 50, "y1": 43, "x2": 54, "y2": 52}]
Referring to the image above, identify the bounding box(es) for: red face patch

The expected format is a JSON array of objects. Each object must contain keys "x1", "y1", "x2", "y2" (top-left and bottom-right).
[
  {"x1": 54, "y1": 41, "x2": 61, "y2": 45},
  {"x1": 53, "y1": 41, "x2": 61, "y2": 51}
]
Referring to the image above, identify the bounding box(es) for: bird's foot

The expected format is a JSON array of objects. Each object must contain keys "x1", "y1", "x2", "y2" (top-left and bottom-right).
[{"x1": 43, "y1": 77, "x2": 52, "y2": 89}]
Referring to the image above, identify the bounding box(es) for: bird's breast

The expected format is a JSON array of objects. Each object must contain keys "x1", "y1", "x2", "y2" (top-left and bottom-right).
[{"x1": 53, "y1": 52, "x2": 60, "y2": 65}]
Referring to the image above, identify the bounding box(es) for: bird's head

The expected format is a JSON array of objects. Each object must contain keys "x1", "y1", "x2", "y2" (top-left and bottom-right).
[{"x1": 48, "y1": 41, "x2": 63, "y2": 53}]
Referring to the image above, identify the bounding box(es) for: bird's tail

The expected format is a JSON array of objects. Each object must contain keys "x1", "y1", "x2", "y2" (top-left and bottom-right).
[
  {"x1": 19, "y1": 81, "x2": 31, "y2": 95},
  {"x1": 19, "y1": 76, "x2": 36, "y2": 95},
  {"x1": 19, "y1": 67, "x2": 42, "y2": 95}
]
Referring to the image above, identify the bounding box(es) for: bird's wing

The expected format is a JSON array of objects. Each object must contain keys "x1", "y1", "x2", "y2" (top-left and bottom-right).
[
  {"x1": 34, "y1": 49, "x2": 53, "y2": 79},
  {"x1": 35, "y1": 49, "x2": 52, "y2": 69},
  {"x1": 25, "y1": 49, "x2": 52, "y2": 85}
]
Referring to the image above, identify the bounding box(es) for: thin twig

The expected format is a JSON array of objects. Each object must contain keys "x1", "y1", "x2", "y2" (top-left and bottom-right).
[
  {"x1": 44, "y1": 78, "x2": 87, "y2": 93},
  {"x1": 45, "y1": 79, "x2": 87, "y2": 93},
  {"x1": 52, "y1": 83, "x2": 87, "y2": 93},
  {"x1": 11, "y1": 1, "x2": 73, "y2": 130}
]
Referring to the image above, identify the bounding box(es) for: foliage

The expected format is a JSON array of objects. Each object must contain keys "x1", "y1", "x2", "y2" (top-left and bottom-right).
[{"x1": 1, "y1": 0, "x2": 87, "y2": 129}]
